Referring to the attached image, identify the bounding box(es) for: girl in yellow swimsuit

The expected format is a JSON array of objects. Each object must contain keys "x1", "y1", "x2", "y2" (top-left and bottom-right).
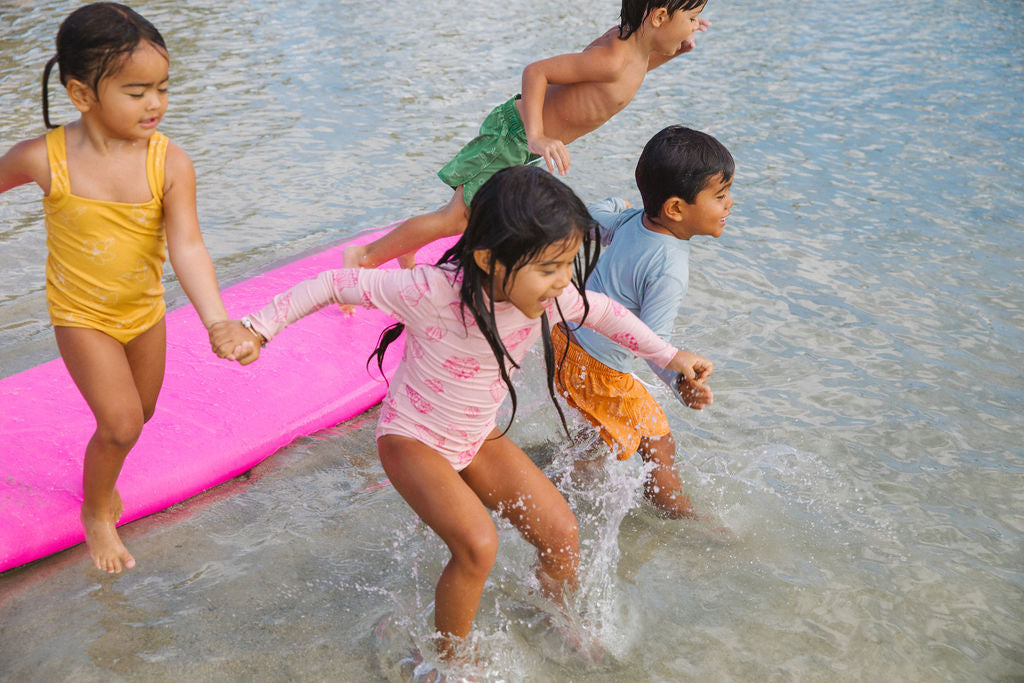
[{"x1": 0, "y1": 3, "x2": 257, "y2": 574}]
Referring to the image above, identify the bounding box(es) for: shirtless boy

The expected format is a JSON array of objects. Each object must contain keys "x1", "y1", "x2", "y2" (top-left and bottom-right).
[{"x1": 344, "y1": 0, "x2": 711, "y2": 269}]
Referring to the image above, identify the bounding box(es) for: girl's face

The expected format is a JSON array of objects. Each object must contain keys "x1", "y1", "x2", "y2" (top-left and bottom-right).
[
  {"x1": 485, "y1": 235, "x2": 582, "y2": 319},
  {"x1": 86, "y1": 41, "x2": 169, "y2": 139}
]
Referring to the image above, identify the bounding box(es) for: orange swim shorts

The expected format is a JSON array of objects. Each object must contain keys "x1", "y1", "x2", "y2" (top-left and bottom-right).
[{"x1": 552, "y1": 324, "x2": 670, "y2": 459}]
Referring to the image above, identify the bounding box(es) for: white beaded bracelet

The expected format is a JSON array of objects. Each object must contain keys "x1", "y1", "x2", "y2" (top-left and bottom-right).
[{"x1": 240, "y1": 316, "x2": 267, "y2": 347}]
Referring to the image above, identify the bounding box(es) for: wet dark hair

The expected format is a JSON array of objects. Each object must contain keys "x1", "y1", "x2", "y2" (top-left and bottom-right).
[
  {"x1": 369, "y1": 165, "x2": 601, "y2": 437},
  {"x1": 635, "y1": 125, "x2": 734, "y2": 218},
  {"x1": 42, "y1": 2, "x2": 167, "y2": 128},
  {"x1": 619, "y1": 0, "x2": 708, "y2": 39}
]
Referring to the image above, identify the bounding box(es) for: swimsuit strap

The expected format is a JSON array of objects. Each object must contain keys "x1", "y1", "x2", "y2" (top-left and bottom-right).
[
  {"x1": 145, "y1": 131, "x2": 168, "y2": 202},
  {"x1": 43, "y1": 126, "x2": 70, "y2": 202}
]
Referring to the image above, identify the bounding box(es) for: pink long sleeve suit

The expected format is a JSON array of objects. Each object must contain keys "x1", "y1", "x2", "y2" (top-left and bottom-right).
[{"x1": 248, "y1": 266, "x2": 678, "y2": 470}]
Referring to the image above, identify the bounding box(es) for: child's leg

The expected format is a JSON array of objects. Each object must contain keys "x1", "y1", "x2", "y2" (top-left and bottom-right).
[
  {"x1": 461, "y1": 429, "x2": 580, "y2": 602},
  {"x1": 54, "y1": 320, "x2": 167, "y2": 573},
  {"x1": 636, "y1": 432, "x2": 698, "y2": 519},
  {"x1": 377, "y1": 434, "x2": 498, "y2": 658},
  {"x1": 343, "y1": 187, "x2": 469, "y2": 269}
]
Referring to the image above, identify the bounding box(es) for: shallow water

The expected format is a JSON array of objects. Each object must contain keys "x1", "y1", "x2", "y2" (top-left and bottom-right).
[{"x1": 1, "y1": 0, "x2": 1022, "y2": 680}]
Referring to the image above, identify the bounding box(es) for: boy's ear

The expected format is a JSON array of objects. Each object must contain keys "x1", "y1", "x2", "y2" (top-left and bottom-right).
[
  {"x1": 648, "y1": 7, "x2": 670, "y2": 28},
  {"x1": 662, "y1": 196, "x2": 689, "y2": 221},
  {"x1": 472, "y1": 249, "x2": 493, "y2": 274},
  {"x1": 66, "y1": 79, "x2": 94, "y2": 113}
]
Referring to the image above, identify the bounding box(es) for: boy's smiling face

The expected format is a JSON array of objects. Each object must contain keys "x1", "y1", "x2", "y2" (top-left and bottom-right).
[{"x1": 645, "y1": 173, "x2": 734, "y2": 240}]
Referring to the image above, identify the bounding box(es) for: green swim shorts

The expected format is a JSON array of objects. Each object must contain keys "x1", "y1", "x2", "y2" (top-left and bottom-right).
[{"x1": 438, "y1": 95, "x2": 541, "y2": 208}]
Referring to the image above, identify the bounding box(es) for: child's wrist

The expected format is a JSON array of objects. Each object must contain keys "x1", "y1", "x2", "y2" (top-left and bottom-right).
[{"x1": 240, "y1": 316, "x2": 267, "y2": 346}]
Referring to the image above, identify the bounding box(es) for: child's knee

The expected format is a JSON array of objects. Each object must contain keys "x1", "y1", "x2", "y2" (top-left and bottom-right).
[
  {"x1": 639, "y1": 432, "x2": 677, "y2": 467},
  {"x1": 546, "y1": 510, "x2": 581, "y2": 560},
  {"x1": 95, "y1": 411, "x2": 145, "y2": 452},
  {"x1": 435, "y1": 206, "x2": 469, "y2": 238},
  {"x1": 451, "y1": 524, "x2": 499, "y2": 576}
]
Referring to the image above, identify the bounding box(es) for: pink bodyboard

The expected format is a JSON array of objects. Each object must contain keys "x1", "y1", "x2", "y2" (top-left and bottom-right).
[{"x1": 0, "y1": 227, "x2": 455, "y2": 573}]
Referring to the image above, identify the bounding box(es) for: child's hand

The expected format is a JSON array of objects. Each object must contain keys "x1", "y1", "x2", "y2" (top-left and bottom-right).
[
  {"x1": 528, "y1": 135, "x2": 571, "y2": 175},
  {"x1": 668, "y1": 350, "x2": 713, "y2": 383},
  {"x1": 677, "y1": 375, "x2": 713, "y2": 410},
  {"x1": 208, "y1": 320, "x2": 262, "y2": 365},
  {"x1": 231, "y1": 340, "x2": 261, "y2": 366}
]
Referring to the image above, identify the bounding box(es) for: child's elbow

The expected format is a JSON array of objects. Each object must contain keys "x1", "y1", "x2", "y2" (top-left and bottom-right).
[{"x1": 521, "y1": 61, "x2": 547, "y2": 87}]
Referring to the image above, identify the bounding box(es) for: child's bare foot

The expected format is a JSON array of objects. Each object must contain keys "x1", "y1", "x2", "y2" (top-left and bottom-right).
[
  {"x1": 543, "y1": 606, "x2": 606, "y2": 663},
  {"x1": 81, "y1": 502, "x2": 135, "y2": 573},
  {"x1": 560, "y1": 622, "x2": 606, "y2": 663}
]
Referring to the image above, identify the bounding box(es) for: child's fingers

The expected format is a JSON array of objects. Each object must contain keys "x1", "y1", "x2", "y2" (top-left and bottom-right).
[
  {"x1": 679, "y1": 378, "x2": 714, "y2": 410},
  {"x1": 234, "y1": 342, "x2": 260, "y2": 366},
  {"x1": 238, "y1": 349, "x2": 260, "y2": 366},
  {"x1": 680, "y1": 366, "x2": 696, "y2": 381},
  {"x1": 553, "y1": 145, "x2": 570, "y2": 175},
  {"x1": 212, "y1": 340, "x2": 235, "y2": 359},
  {"x1": 545, "y1": 151, "x2": 567, "y2": 175},
  {"x1": 696, "y1": 359, "x2": 714, "y2": 380}
]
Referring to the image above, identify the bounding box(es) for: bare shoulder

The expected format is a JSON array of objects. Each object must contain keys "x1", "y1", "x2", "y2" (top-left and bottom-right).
[
  {"x1": 0, "y1": 135, "x2": 50, "y2": 193},
  {"x1": 164, "y1": 139, "x2": 195, "y2": 175},
  {"x1": 582, "y1": 26, "x2": 645, "y2": 71},
  {"x1": 163, "y1": 138, "x2": 196, "y2": 193},
  {"x1": 583, "y1": 26, "x2": 623, "y2": 51}
]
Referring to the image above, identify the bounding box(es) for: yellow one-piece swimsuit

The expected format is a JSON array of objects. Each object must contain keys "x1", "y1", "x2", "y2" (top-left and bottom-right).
[{"x1": 43, "y1": 126, "x2": 169, "y2": 344}]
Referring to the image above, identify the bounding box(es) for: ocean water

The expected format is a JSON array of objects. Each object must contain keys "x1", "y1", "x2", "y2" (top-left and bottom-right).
[{"x1": 1, "y1": 0, "x2": 1022, "y2": 680}]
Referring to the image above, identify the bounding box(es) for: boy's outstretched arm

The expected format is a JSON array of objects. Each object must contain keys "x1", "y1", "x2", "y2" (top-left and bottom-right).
[
  {"x1": 647, "y1": 17, "x2": 711, "y2": 70},
  {"x1": 520, "y1": 39, "x2": 625, "y2": 175}
]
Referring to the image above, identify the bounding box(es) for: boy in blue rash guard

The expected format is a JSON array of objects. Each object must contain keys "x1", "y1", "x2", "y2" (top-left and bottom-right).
[{"x1": 553, "y1": 125, "x2": 733, "y2": 518}]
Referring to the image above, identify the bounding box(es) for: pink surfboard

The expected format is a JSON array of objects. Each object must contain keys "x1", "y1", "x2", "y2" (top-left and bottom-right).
[{"x1": 0, "y1": 227, "x2": 455, "y2": 573}]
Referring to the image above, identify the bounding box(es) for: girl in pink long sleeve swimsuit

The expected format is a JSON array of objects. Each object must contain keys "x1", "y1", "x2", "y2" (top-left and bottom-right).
[{"x1": 229, "y1": 166, "x2": 712, "y2": 660}]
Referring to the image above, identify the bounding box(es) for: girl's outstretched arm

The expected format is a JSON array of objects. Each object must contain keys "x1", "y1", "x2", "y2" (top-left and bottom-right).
[
  {"x1": 0, "y1": 136, "x2": 48, "y2": 195},
  {"x1": 244, "y1": 266, "x2": 428, "y2": 344},
  {"x1": 562, "y1": 287, "x2": 713, "y2": 391},
  {"x1": 244, "y1": 269, "x2": 368, "y2": 343},
  {"x1": 214, "y1": 269, "x2": 367, "y2": 366}
]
